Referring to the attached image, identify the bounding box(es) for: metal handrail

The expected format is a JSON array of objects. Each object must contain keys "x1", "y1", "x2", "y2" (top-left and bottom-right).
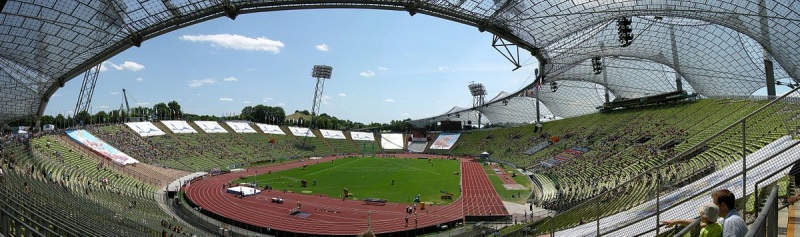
[
  {"x1": 525, "y1": 86, "x2": 800, "y2": 236},
  {"x1": 745, "y1": 186, "x2": 779, "y2": 237},
  {"x1": 673, "y1": 218, "x2": 700, "y2": 237},
  {"x1": 617, "y1": 140, "x2": 799, "y2": 236}
]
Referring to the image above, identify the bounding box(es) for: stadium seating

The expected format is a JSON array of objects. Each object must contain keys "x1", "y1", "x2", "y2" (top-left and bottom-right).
[
  {"x1": 3, "y1": 98, "x2": 791, "y2": 237},
  {"x1": 318, "y1": 131, "x2": 359, "y2": 154},
  {"x1": 2, "y1": 138, "x2": 208, "y2": 236},
  {"x1": 407, "y1": 141, "x2": 428, "y2": 153},
  {"x1": 508, "y1": 99, "x2": 799, "y2": 234}
]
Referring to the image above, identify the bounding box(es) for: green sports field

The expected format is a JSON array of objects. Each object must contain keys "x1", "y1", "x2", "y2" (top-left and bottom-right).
[{"x1": 239, "y1": 157, "x2": 461, "y2": 204}]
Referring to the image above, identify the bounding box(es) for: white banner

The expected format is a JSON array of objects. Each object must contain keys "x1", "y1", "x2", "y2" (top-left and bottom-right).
[
  {"x1": 319, "y1": 129, "x2": 346, "y2": 139},
  {"x1": 288, "y1": 126, "x2": 315, "y2": 137},
  {"x1": 430, "y1": 133, "x2": 461, "y2": 150},
  {"x1": 226, "y1": 122, "x2": 256, "y2": 133},
  {"x1": 380, "y1": 133, "x2": 404, "y2": 150},
  {"x1": 256, "y1": 124, "x2": 285, "y2": 135},
  {"x1": 161, "y1": 120, "x2": 198, "y2": 134},
  {"x1": 66, "y1": 130, "x2": 139, "y2": 165},
  {"x1": 125, "y1": 122, "x2": 166, "y2": 137},
  {"x1": 350, "y1": 131, "x2": 375, "y2": 141},
  {"x1": 194, "y1": 121, "x2": 227, "y2": 133}
]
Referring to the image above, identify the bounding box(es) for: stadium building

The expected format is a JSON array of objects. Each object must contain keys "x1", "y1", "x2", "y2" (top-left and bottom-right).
[{"x1": 1, "y1": 0, "x2": 799, "y2": 236}]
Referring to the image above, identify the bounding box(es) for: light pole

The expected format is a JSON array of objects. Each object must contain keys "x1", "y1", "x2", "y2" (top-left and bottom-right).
[{"x1": 309, "y1": 65, "x2": 333, "y2": 130}]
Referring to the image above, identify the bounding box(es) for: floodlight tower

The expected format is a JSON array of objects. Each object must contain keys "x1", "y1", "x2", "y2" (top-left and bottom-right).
[
  {"x1": 468, "y1": 82, "x2": 486, "y2": 129},
  {"x1": 309, "y1": 65, "x2": 333, "y2": 129},
  {"x1": 74, "y1": 63, "x2": 102, "y2": 123}
]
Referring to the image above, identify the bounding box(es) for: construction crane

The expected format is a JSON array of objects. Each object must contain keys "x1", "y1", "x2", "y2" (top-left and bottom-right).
[{"x1": 122, "y1": 88, "x2": 131, "y2": 122}]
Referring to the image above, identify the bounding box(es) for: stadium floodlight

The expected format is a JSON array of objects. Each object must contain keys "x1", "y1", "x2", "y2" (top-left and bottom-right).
[
  {"x1": 592, "y1": 56, "x2": 603, "y2": 75},
  {"x1": 550, "y1": 81, "x2": 559, "y2": 92},
  {"x1": 617, "y1": 17, "x2": 633, "y2": 47},
  {"x1": 468, "y1": 82, "x2": 487, "y2": 128},
  {"x1": 468, "y1": 83, "x2": 487, "y2": 96},
  {"x1": 312, "y1": 65, "x2": 333, "y2": 79},
  {"x1": 310, "y1": 65, "x2": 334, "y2": 121}
]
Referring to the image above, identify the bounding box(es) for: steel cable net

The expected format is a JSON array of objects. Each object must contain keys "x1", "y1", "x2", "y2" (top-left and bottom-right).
[
  {"x1": 408, "y1": 92, "x2": 557, "y2": 127},
  {"x1": 1, "y1": 0, "x2": 799, "y2": 125},
  {"x1": 408, "y1": 106, "x2": 485, "y2": 128},
  {"x1": 494, "y1": 0, "x2": 800, "y2": 79},
  {"x1": 477, "y1": 92, "x2": 554, "y2": 126},
  {"x1": 553, "y1": 57, "x2": 696, "y2": 100},
  {"x1": 535, "y1": 80, "x2": 609, "y2": 118},
  {"x1": 542, "y1": 16, "x2": 774, "y2": 97}
]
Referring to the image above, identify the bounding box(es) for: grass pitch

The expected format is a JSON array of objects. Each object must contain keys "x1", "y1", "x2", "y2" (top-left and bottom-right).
[{"x1": 239, "y1": 157, "x2": 461, "y2": 204}]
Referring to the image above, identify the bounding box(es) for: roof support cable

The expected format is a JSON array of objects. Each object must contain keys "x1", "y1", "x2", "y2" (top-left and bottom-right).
[{"x1": 492, "y1": 35, "x2": 523, "y2": 71}]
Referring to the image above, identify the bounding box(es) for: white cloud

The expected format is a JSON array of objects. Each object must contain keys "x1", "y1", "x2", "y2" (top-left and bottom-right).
[
  {"x1": 384, "y1": 98, "x2": 396, "y2": 103},
  {"x1": 277, "y1": 103, "x2": 285, "y2": 106},
  {"x1": 179, "y1": 34, "x2": 285, "y2": 53},
  {"x1": 400, "y1": 113, "x2": 411, "y2": 116},
  {"x1": 120, "y1": 61, "x2": 145, "y2": 71},
  {"x1": 263, "y1": 97, "x2": 273, "y2": 102},
  {"x1": 321, "y1": 95, "x2": 332, "y2": 105},
  {"x1": 315, "y1": 44, "x2": 329, "y2": 52},
  {"x1": 135, "y1": 77, "x2": 144, "y2": 82},
  {"x1": 219, "y1": 97, "x2": 234, "y2": 102},
  {"x1": 188, "y1": 78, "x2": 217, "y2": 87},
  {"x1": 378, "y1": 66, "x2": 389, "y2": 71},
  {"x1": 136, "y1": 102, "x2": 151, "y2": 106},
  {"x1": 359, "y1": 70, "x2": 376, "y2": 77},
  {"x1": 52, "y1": 93, "x2": 62, "y2": 97},
  {"x1": 97, "y1": 105, "x2": 110, "y2": 109},
  {"x1": 438, "y1": 66, "x2": 449, "y2": 71},
  {"x1": 337, "y1": 93, "x2": 347, "y2": 97},
  {"x1": 223, "y1": 77, "x2": 238, "y2": 82},
  {"x1": 110, "y1": 92, "x2": 120, "y2": 95},
  {"x1": 100, "y1": 61, "x2": 145, "y2": 72},
  {"x1": 243, "y1": 101, "x2": 251, "y2": 104}
]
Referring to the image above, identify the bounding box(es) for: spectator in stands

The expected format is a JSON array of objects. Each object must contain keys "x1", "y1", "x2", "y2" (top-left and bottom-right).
[
  {"x1": 662, "y1": 189, "x2": 746, "y2": 237},
  {"x1": 698, "y1": 202, "x2": 722, "y2": 237},
  {"x1": 713, "y1": 189, "x2": 747, "y2": 237},
  {"x1": 0, "y1": 166, "x2": 4, "y2": 182}
]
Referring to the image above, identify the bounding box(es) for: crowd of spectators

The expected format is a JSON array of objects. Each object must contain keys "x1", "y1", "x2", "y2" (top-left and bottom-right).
[{"x1": 90, "y1": 125, "x2": 179, "y2": 166}]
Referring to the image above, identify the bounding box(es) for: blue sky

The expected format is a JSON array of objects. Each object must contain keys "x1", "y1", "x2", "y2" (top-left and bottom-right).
[
  {"x1": 43, "y1": 9, "x2": 790, "y2": 124},
  {"x1": 44, "y1": 9, "x2": 540, "y2": 124}
]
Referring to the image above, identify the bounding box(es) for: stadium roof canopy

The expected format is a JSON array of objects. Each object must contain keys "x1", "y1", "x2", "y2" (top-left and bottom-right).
[{"x1": 1, "y1": 0, "x2": 798, "y2": 125}]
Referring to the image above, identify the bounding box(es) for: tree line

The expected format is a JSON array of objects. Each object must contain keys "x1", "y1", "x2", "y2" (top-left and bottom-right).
[{"x1": 7, "y1": 101, "x2": 413, "y2": 133}]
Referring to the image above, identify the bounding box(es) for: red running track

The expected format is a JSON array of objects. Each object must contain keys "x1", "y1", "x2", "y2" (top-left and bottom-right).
[
  {"x1": 184, "y1": 155, "x2": 507, "y2": 235},
  {"x1": 462, "y1": 160, "x2": 510, "y2": 216},
  {"x1": 489, "y1": 163, "x2": 519, "y2": 185}
]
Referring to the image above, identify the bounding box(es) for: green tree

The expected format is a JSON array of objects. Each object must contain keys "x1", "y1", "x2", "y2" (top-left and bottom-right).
[
  {"x1": 94, "y1": 111, "x2": 109, "y2": 124},
  {"x1": 75, "y1": 111, "x2": 91, "y2": 125},
  {"x1": 153, "y1": 103, "x2": 170, "y2": 120},
  {"x1": 167, "y1": 101, "x2": 182, "y2": 118}
]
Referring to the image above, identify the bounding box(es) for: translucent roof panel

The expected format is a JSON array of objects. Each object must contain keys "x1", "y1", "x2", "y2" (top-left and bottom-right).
[
  {"x1": 408, "y1": 106, "x2": 486, "y2": 128},
  {"x1": 552, "y1": 57, "x2": 696, "y2": 100},
  {"x1": 536, "y1": 80, "x2": 611, "y2": 119},
  {"x1": 496, "y1": 0, "x2": 800, "y2": 80},
  {"x1": 542, "y1": 16, "x2": 768, "y2": 97},
  {"x1": 478, "y1": 93, "x2": 553, "y2": 126},
  {"x1": 1, "y1": 0, "x2": 799, "y2": 125}
]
